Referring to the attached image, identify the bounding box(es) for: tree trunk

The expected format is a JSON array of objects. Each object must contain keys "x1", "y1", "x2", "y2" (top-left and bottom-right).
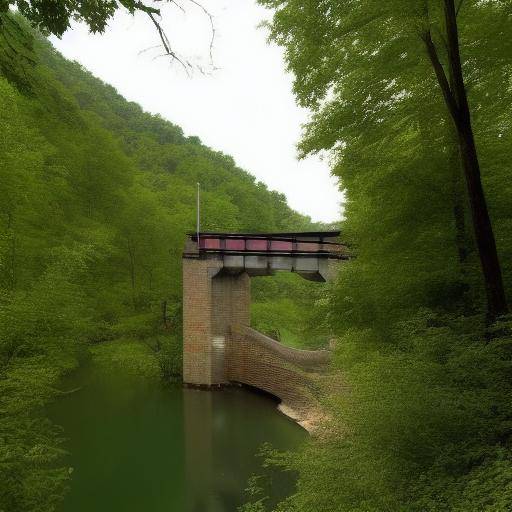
[
  {"x1": 455, "y1": 122, "x2": 507, "y2": 321},
  {"x1": 447, "y1": 68, "x2": 468, "y2": 270},
  {"x1": 423, "y1": 0, "x2": 508, "y2": 321},
  {"x1": 444, "y1": 0, "x2": 507, "y2": 321},
  {"x1": 450, "y1": 141, "x2": 467, "y2": 266}
]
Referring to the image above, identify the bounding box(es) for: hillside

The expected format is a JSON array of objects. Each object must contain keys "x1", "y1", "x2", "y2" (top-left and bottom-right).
[{"x1": 0, "y1": 18, "x2": 330, "y2": 510}]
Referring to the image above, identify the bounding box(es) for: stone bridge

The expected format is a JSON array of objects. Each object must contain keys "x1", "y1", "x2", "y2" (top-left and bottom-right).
[{"x1": 182, "y1": 231, "x2": 347, "y2": 421}]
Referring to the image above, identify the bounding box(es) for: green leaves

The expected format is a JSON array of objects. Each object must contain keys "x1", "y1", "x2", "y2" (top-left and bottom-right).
[
  {"x1": 258, "y1": 0, "x2": 512, "y2": 510},
  {"x1": 261, "y1": 0, "x2": 512, "y2": 327},
  {"x1": 0, "y1": 19, "x2": 325, "y2": 510},
  {"x1": 6, "y1": 0, "x2": 118, "y2": 37}
]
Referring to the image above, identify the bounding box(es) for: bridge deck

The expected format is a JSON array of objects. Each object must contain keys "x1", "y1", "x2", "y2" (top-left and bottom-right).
[{"x1": 188, "y1": 231, "x2": 348, "y2": 260}]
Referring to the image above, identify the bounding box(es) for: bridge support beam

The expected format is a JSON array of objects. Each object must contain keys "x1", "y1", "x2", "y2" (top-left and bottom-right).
[{"x1": 182, "y1": 255, "x2": 250, "y2": 386}]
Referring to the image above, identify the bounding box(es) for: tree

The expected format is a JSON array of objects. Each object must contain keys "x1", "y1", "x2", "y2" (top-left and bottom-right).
[
  {"x1": 260, "y1": 0, "x2": 512, "y2": 322},
  {"x1": 421, "y1": 0, "x2": 508, "y2": 321}
]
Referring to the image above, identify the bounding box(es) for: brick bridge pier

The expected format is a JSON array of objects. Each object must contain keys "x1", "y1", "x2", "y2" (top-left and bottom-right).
[{"x1": 182, "y1": 231, "x2": 347, "y2": 423}]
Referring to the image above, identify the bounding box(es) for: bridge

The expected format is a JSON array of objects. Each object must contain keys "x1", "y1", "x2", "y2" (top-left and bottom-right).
[{"x1": 182, "y1": 231, "x2": 347, "y2": 424}]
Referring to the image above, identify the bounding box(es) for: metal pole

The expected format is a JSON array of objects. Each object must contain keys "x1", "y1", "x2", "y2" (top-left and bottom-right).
[{"x1": 196, "y1": 182, "x2": 200, "y2": 247}]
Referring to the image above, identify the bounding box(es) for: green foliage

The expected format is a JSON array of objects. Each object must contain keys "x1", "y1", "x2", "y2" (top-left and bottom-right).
[
  {"x1": 268, "y1": 315, "x2": 512, "y2": 512},
  {"x1": 243, "y1": 318, "x2": 512, "y2": 512},
  {"x1": 153, "y1": 334, "x2": 183, "y2": 380},
  {"x1": 260, "y1": 0, "x2": 512, "y2": 322},
  {"x1": 0, "y1": 14, "x2": 36, "y2": 92},
  {"x1": 251, "y1": 273, "x2": 331, "y2": 349},
  {"x1": 238, "y1": 475, "x2": 269, "y2": 512},
  {"x1": 0, "y1": 0, "x2": 155, "y2": 39},
  {"x1": 253, "y1": 0, "x2": 512, "y2": 510},
  {"x1": 90, "y1": 339, "x2": 160, "y2": 379},
  {"x1": 0, "y1": 21, "x2": 320, "y2": 510},
  {"x1": 0, "y1": 247, "x2": 90, "y2": 511}
]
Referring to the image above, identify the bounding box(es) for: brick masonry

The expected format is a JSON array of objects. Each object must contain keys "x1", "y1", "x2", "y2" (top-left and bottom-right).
[
  {"x1": 226, "y1": 325, "x2": 330, "y2": 414},
  {"x1": 182, "y1": 255, "x2": 222, "y2": 385},
  {"x1": 183, "y1": 251, "x2": 332, "y2": 417},
  {"x1": 182, "y1": 254, "x2": 250, "y2": 385}
]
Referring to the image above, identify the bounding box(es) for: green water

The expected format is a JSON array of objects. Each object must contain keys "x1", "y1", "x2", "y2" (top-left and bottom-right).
[{"x1": 50, "y1": 361, "x2": 305, "y2": 512}]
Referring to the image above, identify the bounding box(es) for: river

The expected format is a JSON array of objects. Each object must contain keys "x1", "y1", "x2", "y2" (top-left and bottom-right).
[{"x1": 49, "y1": 350, "x2": 306, "y2": 512}]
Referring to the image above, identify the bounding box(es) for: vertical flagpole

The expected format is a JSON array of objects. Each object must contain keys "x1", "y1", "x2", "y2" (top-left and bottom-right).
[{"x1": 196, "y1": 182, "x2": 200, "y2": 247}]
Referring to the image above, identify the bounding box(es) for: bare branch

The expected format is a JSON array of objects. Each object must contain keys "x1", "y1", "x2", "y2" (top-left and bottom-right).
[
  {"x1": 137, "y1": 43, "x2": 162, "y2": 56},
  {"x1": 141, "y1": 0, "x2": 216, "y2": 74},
  {"x1": 147, "y1": 11, "x2": 192, "y2": 74},
  {"x1": 187, "y1": 0, "x2": 215, "y2": 63},
  {"x1": 169, "y1": 0, "x2": 186, "y2": 14}
]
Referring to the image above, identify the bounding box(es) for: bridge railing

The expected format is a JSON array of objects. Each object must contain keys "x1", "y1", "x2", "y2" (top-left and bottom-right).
[
  {"x1": 231, "y1": 324, "x2": 331, "y2": 371},
  {"x1": 191, "y1": 232, "x2": 348, "y2": 260}
]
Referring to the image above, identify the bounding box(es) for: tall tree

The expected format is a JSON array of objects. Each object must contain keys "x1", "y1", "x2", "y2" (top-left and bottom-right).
[
  {"x1": 260, "y1": 0, "x2": 512, "y2": 321},
  {"x1": 421, "y1": 0, "x2": 508, "y2": 321}
]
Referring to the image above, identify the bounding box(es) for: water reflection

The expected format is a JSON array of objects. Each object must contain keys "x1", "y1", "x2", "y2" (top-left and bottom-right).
[{"x1": 50, "y1": 365, "x2": 305, "y2": 512}]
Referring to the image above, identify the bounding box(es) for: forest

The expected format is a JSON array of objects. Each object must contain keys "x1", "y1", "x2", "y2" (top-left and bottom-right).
[
  {"x1": 245, "y1": 1, "x2": 512, "y2": 511},
  {"x1": 0, "y1": 14, "x2": 327, "y2": 510},
  {"x1": 2, "y1": 0, "x2": 512, "y2": 511}
]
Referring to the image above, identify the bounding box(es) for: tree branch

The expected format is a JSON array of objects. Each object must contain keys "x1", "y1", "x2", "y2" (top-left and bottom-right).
[
  {"x1": 421, "y1": 29, "x2": 461, "y2": 126},
  {"x1": 144, "y1": 0, "x2": 215, "y2": 73},
  {"x1": 147, "y1": 12, "x2": 192, "y2": 73},
  {"x1": 187, "y1": 0, "x2": 215, "y2": 63}
]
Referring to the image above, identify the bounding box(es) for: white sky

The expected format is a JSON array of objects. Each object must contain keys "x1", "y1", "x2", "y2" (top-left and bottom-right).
[{"x1": 50, "y1": 0, "x2": 342, "y2": 223}]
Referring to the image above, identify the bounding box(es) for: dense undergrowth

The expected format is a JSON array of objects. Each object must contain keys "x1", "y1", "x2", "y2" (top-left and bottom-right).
[{"x1": 244, "y1": 314, "x2": 512, "y2": 512}]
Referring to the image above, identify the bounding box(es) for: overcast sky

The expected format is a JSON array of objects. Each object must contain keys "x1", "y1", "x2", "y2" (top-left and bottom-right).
[{"x1": 50, "y1": 0, "x2": 342, "y2": 223}]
